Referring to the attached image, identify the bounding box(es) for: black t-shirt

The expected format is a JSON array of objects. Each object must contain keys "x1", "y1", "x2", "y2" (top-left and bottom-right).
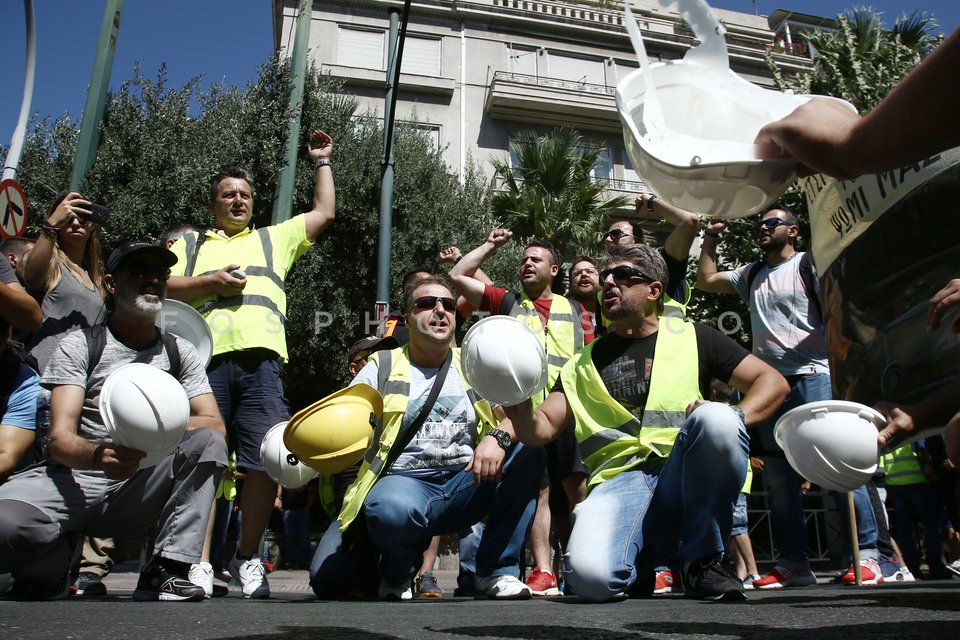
[{"x1": 553, "y1": 323, "x2": 749, "y2": 422}]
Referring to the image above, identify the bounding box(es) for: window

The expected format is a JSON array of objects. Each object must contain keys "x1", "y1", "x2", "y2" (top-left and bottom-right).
[
  {"x1": 401, "y1": 36, "x2": 441, "y2": 76},
  {"x1": 590, "y1": 148, "x2": 613, "y2": 181},
  {"x1": 337, "y1": 27, "x2": 384, "y2": 70},
  {"x1": 545, "y1": 52, "x2": 605, "y2": 86}
]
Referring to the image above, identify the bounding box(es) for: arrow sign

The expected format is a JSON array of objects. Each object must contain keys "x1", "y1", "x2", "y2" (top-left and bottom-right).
[{"x1": 0, "y1": 179, "x2": 28, "y2": 239}]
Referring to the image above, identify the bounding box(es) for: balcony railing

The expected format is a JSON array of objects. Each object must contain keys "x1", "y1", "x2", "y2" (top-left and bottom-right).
[{"x1": 493, "y1": 71, "x2": 615, "y2": 96}]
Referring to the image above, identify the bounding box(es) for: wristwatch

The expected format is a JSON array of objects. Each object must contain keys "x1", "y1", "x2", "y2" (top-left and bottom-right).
[{"x1": 486, "y1": 428, "x2": 513, "y2": 450}]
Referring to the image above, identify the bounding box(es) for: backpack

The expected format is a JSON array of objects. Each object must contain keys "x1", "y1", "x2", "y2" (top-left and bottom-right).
[
  {"x1": 746, "y1": 252, "x2": 823, "y2": 321},
  {"x1": 82, "y1": 324, "x2": 182, "y2": 381}
]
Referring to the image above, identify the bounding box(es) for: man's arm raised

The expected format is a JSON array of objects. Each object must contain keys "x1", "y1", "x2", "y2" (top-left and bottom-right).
[
  {"x1": 448, "y1": 228, "x2": 513, "y2": 308},
  {"x1": 695, "y1": 219, "x2": 738, "y2": 295},
  {"x1": 304, "y1": 130, "x2": 336, "y2": 241}
]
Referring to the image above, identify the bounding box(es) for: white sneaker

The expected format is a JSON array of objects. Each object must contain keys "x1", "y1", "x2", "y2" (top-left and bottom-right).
[
  {"x1": 894, "y1": 568, "x2": 916, "y2": 583},
  {"x1": 741, "y1": 573, "x2": 762, "y2": 590},
  {"x1": 474, "y1": 574, "x2": 532, "y2": 600},
  {"x1": 227, "y1": 557, "x2": 270, "y2": 599},
  {"x1": 188, "y1": 562, "x2": 214, "y2": 599},
  {"x1": 377, "y1": 579, "x2": 413, "y2": 601},
  {"x1": 947, "y1": 559, "x2": 960, "y2": 578}
]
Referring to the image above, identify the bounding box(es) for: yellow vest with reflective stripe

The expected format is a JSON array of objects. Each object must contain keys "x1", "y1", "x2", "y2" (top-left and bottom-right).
[
  {"x1": 168, "y1": 217, "x2": 312, "y2": 362},
  {"x1": 506, "y1": 293, "x2": 584, "y2": 407},
  {"x1": 561, "y1": 316, "x2": 700, "y2": 491},
  {"x1": 337, "y1": 346, "x2": 497, "y2": 530},
  {"x1": 881, "y1": 445, "x2": 925, "y2": 486}
]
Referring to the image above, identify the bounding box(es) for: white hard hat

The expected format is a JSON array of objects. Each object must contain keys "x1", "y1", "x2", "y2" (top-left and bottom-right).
[
  {"x1": 460, "y1": 316, "x2": 548, "y2": 407},
  {"x1": 155, "y1": 299, "x2": 214, "y2": 368},
  {"x1": 774, "y1": 400, "x2": 883, "y2": 492},
  {"x1": 616, "y1": 2, "x2": 855, "y2": 218},
  {"x1": 260, "y1": 422, "x2": 318, "y2": 488},
  {"x1": 99, "y1": 363, "x2": 190, "y2": 468}
]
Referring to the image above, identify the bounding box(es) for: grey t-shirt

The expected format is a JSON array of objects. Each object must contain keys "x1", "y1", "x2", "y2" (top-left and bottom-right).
[
  {"x1": 352, "y1": 359, "x2": 475, "y2": 473},
  {"x1": 26, "y1": 262, "x2": 106, "y2": 372},
  {"x1": 0, "y1": 259, "x2": 17, "y2": 284},
  {"x1": 42, "y1": 326, "x2": 211, "y2": 446}
]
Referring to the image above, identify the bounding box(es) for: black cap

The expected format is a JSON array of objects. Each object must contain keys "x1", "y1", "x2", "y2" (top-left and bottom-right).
[
  {"x1": 347, "y1": 335, "x2": 399, "y2": 363},
  {"x1": 106, "y1": 241, "x2": 178, "y2": 274}
]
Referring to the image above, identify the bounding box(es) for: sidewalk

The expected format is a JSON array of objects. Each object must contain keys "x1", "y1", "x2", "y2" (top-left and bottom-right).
[{"x1": 101, "y1": 563, "x2": 462, "y2": 598}]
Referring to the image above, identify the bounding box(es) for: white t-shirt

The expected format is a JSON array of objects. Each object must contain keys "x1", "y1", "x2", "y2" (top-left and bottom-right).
[
  {"x1": 352, "y1": 359, "x2": 475, "y2": 473},
  {"x1": 729, "y1": 252, "x2": 829, "y2": 376}
]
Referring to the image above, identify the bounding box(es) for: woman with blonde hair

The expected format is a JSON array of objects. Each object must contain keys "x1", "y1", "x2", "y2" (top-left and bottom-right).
[{"x1": 23, "y1": 191, "x2": 106, "y2": 372}]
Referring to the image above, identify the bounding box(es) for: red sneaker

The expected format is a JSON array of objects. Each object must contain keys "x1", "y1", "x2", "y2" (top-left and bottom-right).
[
  {"x1": 752, "y1": 565, "x2": 817, "y2": 590},
  {"x1": 523, "y1": 568, "x2": 560, "y2": 596},
  {"x1": 654, "y1": 569, "x2": 675, "y2": 594},
  {"x1": 841, "y1": 559, "x2": 884, "y2": 585}
]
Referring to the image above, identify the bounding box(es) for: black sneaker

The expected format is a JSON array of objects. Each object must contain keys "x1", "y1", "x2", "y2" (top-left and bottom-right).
[
  {"x1": 133, "y1": 560, "x2": 205, "y2": 602},
  {"x1": 74, "y1": 572, "x2": 107, "y2": 597},
  {"x1": 682, "y1": 558, "x2": 747, "y2": 602}
]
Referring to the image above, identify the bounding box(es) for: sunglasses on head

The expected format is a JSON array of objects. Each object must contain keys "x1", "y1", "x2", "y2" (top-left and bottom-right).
[
  {"x1": 599, "y1": 265, "x2": 652, "y2": 283},
  {"x1": 411, "y1": 295, "x2": 457, "y2": 313},
  {"x1": 757, "y1": 218, "x2": 792, "y2": 231},
  {"x1": 603, "y1": 228, "x2": 633, "y2": 241}
]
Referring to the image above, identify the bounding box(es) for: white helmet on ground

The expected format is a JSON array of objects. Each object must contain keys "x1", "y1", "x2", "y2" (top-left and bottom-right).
[
  {"x1": 460, "y1": 315, "x2": 548, "y2": 407},
  {"x1": 260, "y1": 421, "x2": 318, "y2": 488},
  {"x1": 99, "y1": 363, "x2": 190, "y2": 469},
  {"x1": 774, "y1": 400, "x2": 883, "y2": 492}
]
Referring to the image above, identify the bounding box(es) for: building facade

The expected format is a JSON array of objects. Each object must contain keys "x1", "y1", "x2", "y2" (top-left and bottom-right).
[{"x1": 272, "y1": 0, "x2": 817, "y2": 205}]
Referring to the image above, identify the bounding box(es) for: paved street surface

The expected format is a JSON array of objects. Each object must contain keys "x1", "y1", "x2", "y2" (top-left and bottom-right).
[{"x1": 3, "y1": 567, "x2": 959, "y2": 640}]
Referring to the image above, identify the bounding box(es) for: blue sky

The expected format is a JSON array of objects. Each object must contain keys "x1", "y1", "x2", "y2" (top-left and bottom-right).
[{"x1": 2, "y1": 1, "x2": 957, "y2": 158}]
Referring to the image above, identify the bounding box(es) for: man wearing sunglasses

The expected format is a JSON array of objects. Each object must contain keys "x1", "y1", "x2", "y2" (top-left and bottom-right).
[
  {"x1": 311, "y1": 275, "x2": 543, "y2": 600},
  {"x1": 503, "y1": 242, "x2": 789, "y2": 602},
  {"x1": 0, "y1": 241, "x2": 227, "y2": 601},
  {"x1": 697, "y1": 207, "x2": 896, "y2": 589},
  {"x1": 604, "y1": 193, "x2": 700, "y2": 315}
]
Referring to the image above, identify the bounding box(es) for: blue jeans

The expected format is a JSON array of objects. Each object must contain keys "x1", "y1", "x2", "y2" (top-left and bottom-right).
[
  {"x1": 309, "y1": 443, "x2": 543, "y2": 595},
  {"x1": 756, "y1": 372, "x2": 831, "y2": 570},
  {"x1": 282, "y1": 508, "x2": 312, "y2": 567},
  {"x1": 564, "y1": 403, "x2": 748, "y2": 602}
]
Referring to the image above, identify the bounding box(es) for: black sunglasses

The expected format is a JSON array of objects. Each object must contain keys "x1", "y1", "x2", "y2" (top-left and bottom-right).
[
  {"x1": 599, "y1": 265, "x2": 652, "y2": 283},
  {"x1": 757, "y1": 218, "x2": 791, "y2": 231},
  {"x1": 603, "y1": 228, "x2": 634, "y2": 241},
  {"x1": 411, "y1": 295, "x2": 457, "y2": 313},
  {"x1": 123, "y1": 263, "x2": 171, "y2": 280}
]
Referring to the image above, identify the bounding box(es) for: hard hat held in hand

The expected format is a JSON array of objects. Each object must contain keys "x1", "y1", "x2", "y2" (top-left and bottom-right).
[
  {"x1": 460, "y1": 315, "x2": 548, "y2": 407},
  {"x1": 774, "y1": 400, "x2": 883, "y2": 492},
  {"x1": 260, "y1": 422, "x2": 318, "y2": 488},
  {"x1": 616, "y1": 1, "x2": 855, "y2": 218},
  {"x1": 155, "y1": 299, "x2": 214, "y2": 368},
  {"x1": 99, "y1": 363, "x2": 190, "y2": 469},
  {"x1": 284, "y1": 383, "x2": 382, "y2": 475}
]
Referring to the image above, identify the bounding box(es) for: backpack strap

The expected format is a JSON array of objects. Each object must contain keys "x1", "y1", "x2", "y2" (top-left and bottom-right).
[
  {"x1": 745, "y1": 261, "x2": 764, "y2": 290},
  {"x1": 84, "y1": 324, "x2": 109, "y2": 381},
  {"x1": 160, "y1": 333, "x2": 182, "y2": 379},
  {"x1": 183, "y1": 231, "x2": 208, "y2": 278},
  {"x1": 498, "y1": 291, "x2": 518, "y2": 317},
  {"x1": 797, "y1": 252, "x2": 823, "y2": 321}
]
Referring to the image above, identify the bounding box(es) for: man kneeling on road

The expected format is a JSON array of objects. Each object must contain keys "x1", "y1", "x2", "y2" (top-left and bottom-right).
[
  {"x1": 310, "y1": 275, "x2": 544, "y2": 600},
  {"x1": 0, "y1": 241, "x2": 227, "y2": 601},
  {"x1": 503, "y1": 243, "x2": 789, "y2": 602}
]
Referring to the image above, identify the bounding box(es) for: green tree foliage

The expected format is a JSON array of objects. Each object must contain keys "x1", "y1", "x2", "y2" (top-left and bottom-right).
[
  {"x1": 766, "y1": 7, "x2": 940, "y2": 113},
  {"x1": 4, "y1": 61, "x2": 508, "y2": 410},
  {"x1": 490, "y1": 128, "x2": 631, "y2": 260}
]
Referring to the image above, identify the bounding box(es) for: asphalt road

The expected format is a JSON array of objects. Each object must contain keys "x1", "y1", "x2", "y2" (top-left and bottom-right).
[{"x1": 2, "y1": 571, "x2": 959, "y2": 640}]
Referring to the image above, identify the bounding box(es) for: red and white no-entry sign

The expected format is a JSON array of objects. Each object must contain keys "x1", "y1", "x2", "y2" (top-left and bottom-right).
[{"x1": 0, "y1": 178, "x2": 28, "y2": 239}]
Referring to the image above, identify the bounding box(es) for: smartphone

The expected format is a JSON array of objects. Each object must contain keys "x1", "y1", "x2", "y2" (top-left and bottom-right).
[{"x1": 87, "y1": 202, "x2": 110, "y2": 225}]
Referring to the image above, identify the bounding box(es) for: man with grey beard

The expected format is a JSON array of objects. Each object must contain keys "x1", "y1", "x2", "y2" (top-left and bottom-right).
[{"x1": 0, "y1": 241, "x2": 227, "y2": 602}]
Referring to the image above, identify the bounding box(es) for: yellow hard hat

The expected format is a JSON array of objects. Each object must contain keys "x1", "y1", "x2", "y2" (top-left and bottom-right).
[{"x1": 283, "y1": 383, "x2": 383, "y2": 475}]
